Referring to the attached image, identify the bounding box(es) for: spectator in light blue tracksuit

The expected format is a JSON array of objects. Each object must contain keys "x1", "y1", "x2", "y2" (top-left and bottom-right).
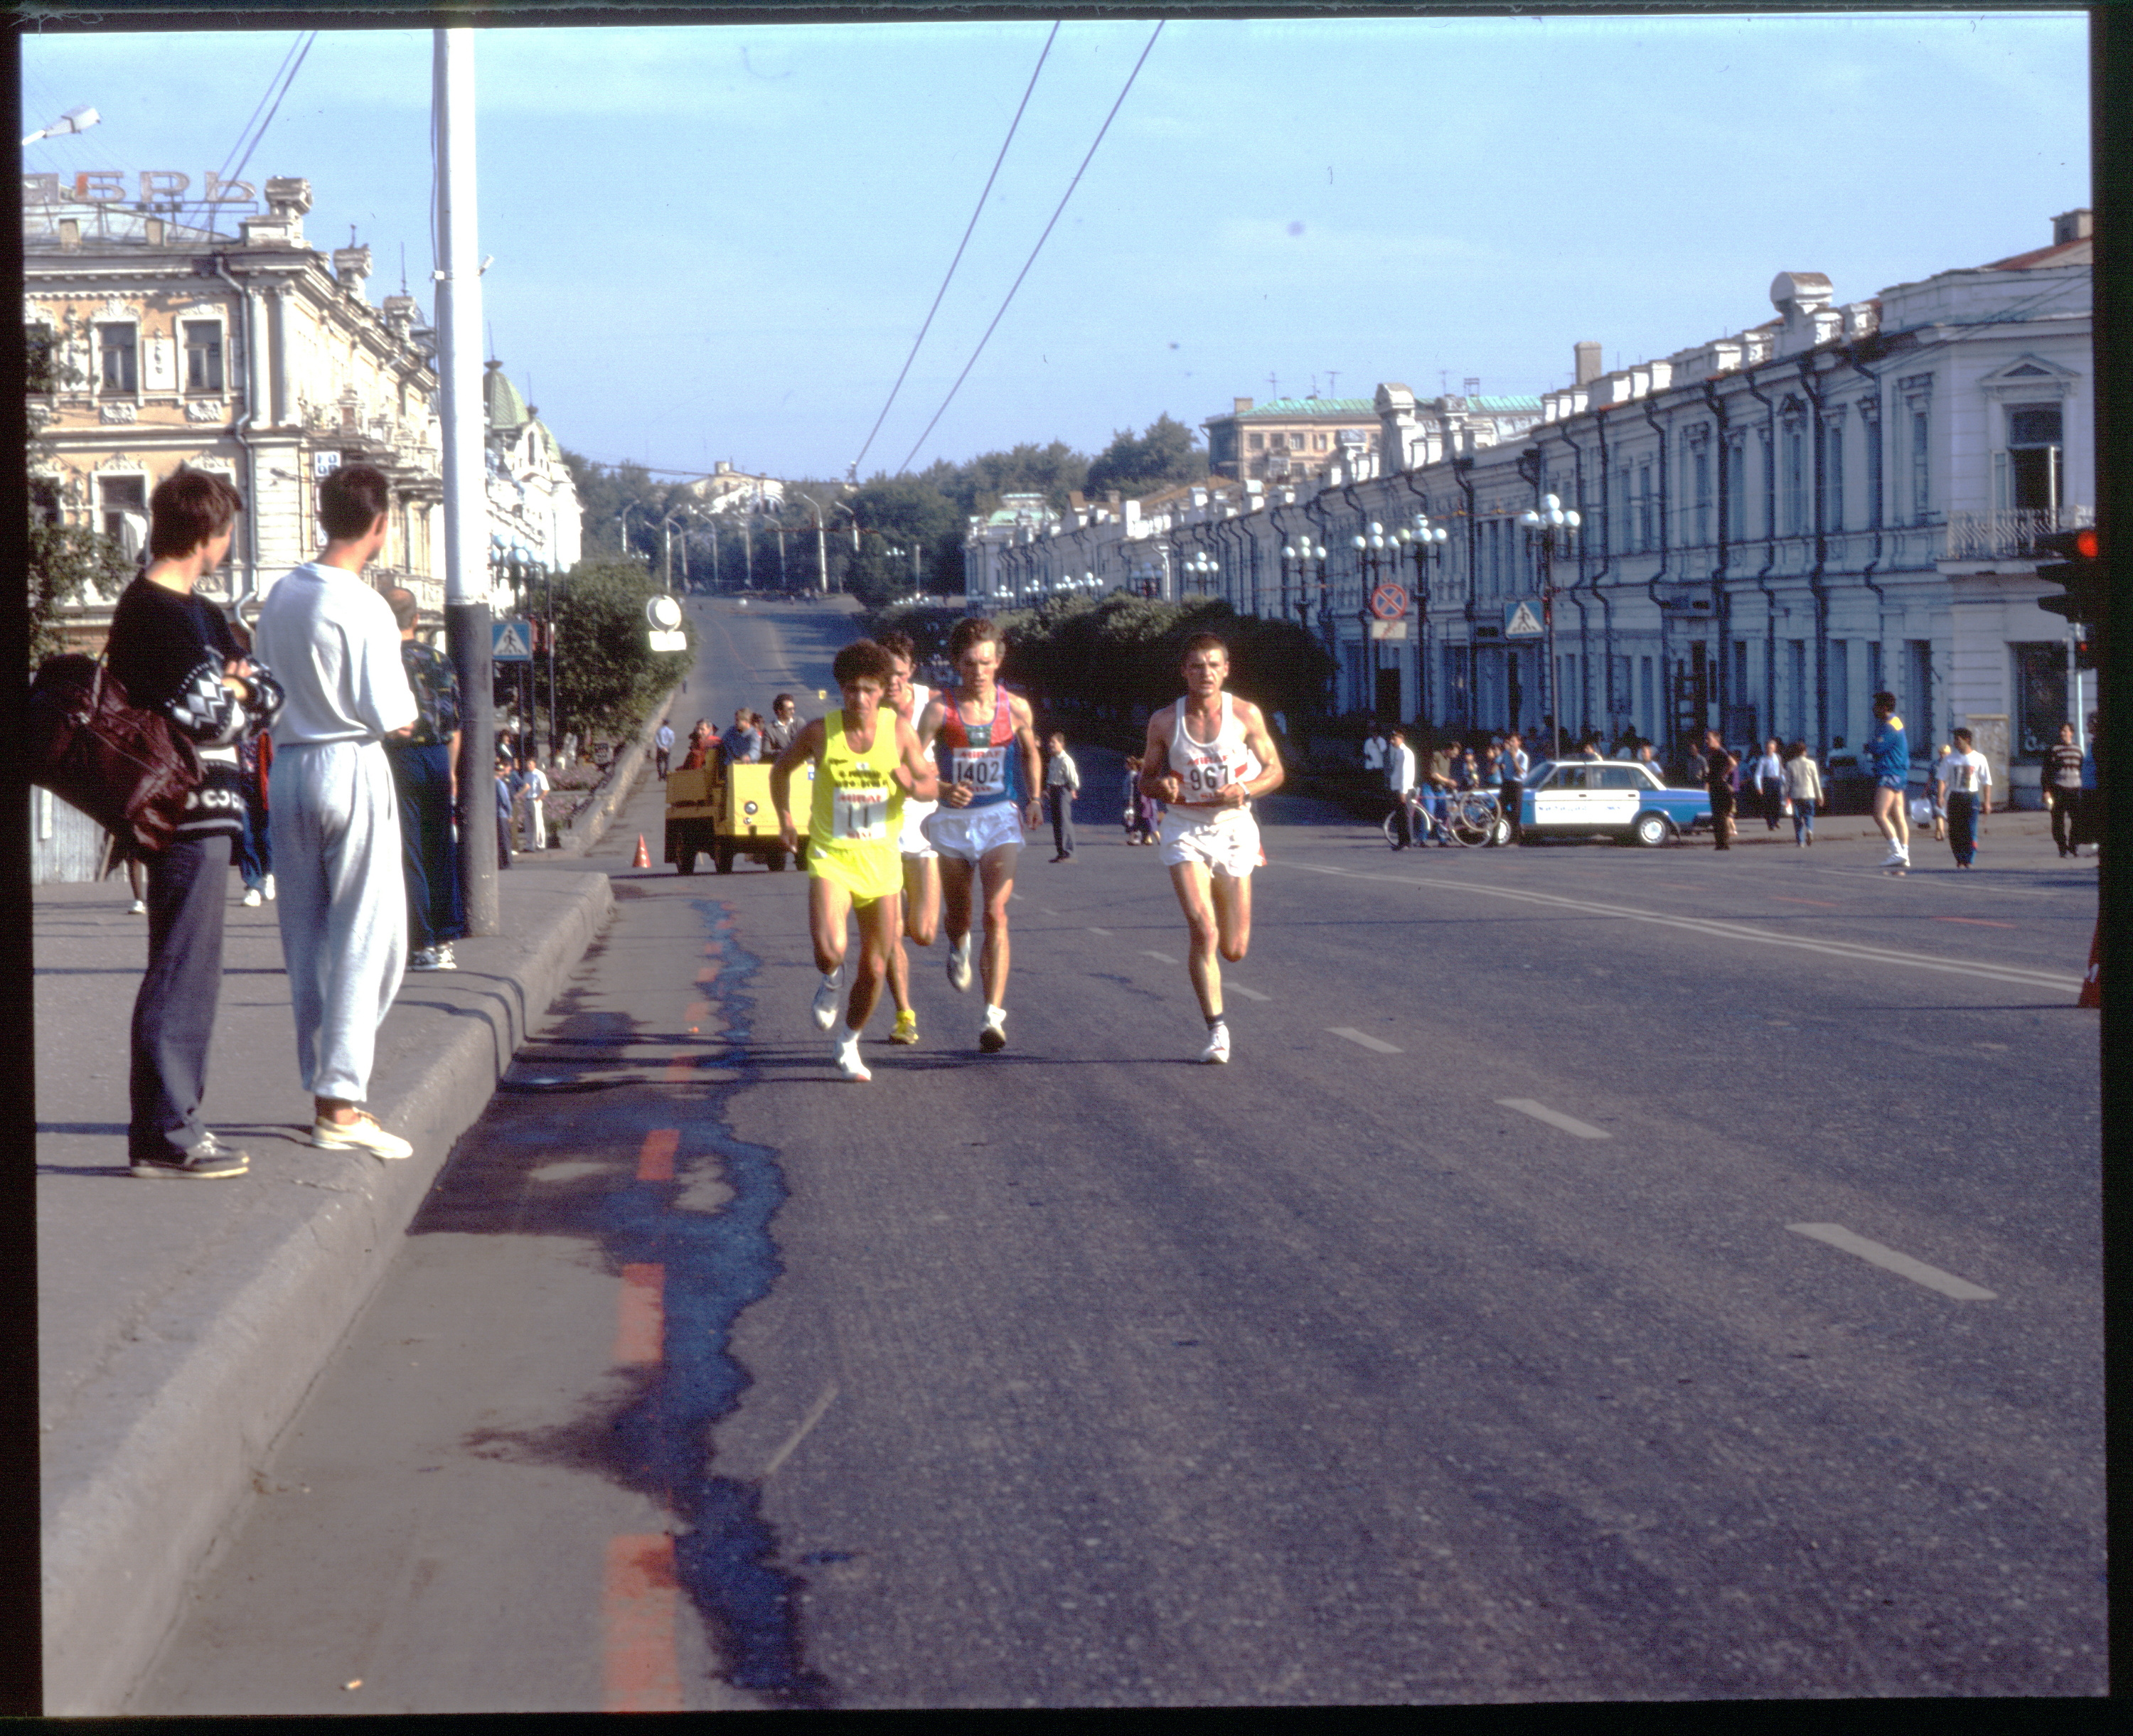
[{"x1": 1865, "y1": 690, "x2": 1911, "y2": 867}]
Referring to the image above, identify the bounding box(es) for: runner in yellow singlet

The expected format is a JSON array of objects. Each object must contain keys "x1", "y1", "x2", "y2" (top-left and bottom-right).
[{"x1": 771, "y1": 640, "x2": 938, "y2": 1082}]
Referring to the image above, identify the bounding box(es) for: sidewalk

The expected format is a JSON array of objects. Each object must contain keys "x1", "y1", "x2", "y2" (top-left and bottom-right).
[{"x1": 36, "y1": 859, "x2": 614, "y2": 1715}]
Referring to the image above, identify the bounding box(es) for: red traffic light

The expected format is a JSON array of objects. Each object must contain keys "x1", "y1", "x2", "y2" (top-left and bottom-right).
[{"x1": 2075, "y1": 527, "x2": 2098, "y2": 559}]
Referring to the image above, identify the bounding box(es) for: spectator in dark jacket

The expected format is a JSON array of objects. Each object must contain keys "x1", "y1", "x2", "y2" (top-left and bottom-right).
[
  {"x1": 106, "y1": 468, "x2": 283, "y2": 1177},
  {"x1": 1703, "y1": 730, "x2": 1739, "y2": 851}
]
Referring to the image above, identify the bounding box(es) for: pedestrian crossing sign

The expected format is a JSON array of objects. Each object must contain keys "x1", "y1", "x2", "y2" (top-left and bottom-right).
[
  {"x1": 1504, "y1": 600, "x2": 1544, "y2": 638},
  {"x1": 492, "y1": 620, "x2": 533, "y2": 661}
]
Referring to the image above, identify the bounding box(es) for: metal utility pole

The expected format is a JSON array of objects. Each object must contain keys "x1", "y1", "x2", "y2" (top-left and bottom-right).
[{"x1": 436, "y1": 28, "x2": 496, "y2": 933}]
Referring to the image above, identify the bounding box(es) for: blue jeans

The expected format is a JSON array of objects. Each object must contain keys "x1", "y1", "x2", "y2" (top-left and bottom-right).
[
  {"x1": 234, "y1": 794, "x2": 272, "y2": 889},
  {"x1": 1790, "y1": 799, "x2": 1817, "y2": 842}
]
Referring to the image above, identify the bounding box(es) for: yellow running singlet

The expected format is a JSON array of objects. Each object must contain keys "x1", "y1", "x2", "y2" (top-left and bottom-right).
[{"x1": 808, "y1": 709, "x2": 904, "y2": 901}]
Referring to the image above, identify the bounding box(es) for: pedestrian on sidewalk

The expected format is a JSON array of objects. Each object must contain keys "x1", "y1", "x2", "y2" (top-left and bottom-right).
[
  {"x1": 1386, "y1": 727, "x2": 1418, "y2": 848},
  {"x1": 109, "y1": 467, "x2": 284, "y2": 1177},
  {"x1": 1750, "y1": 736, "x2": 1786, "y2": 830},
  {"x1": 1704, "y1": 730, "x2": 1739, "y2": 850},
  {"x1": 2043, "y1": 722, "x2": 2085, "y2": 857},
  {"x1": 1865, "y1": 690, "x2": 1913, "y2": 870},
  {"x1": 1928, "y1": 741, "x2": 1953, "y2": 843},
  {"x1": 495, "y1": 761, "x2": 515, "y2": 868},
  {"x1": 1044, "y1": 731, "x2": 1081, "y2": 861},
  {"x1": 1362, "y1": 725, "x2": 1387, "y2": 776},
  {"x1": 1939, "y1": 727, "x2": 1992, "y2": 869},
  {"x1": 1500, "y1": 731, "x2": 1529, "y2": 846},
  {"x1": 252, "y1": 462, "x2": 419, "y2": 1163},
  {"x1": 383, "y1": 588, "x2": 465, "y2": 971},
  {"x1": 653, "y1": 719, "x2": 675, "y2": 780},
  {"x1": 1123, "y1": 757, "x2": 1155, "y2": 845},
  {"x1": 1782, "y1": 739, "x2": 1824, "y2": 846},
  {"x1": 515, "y1": 753, "x2": 551, "y2": 851}
]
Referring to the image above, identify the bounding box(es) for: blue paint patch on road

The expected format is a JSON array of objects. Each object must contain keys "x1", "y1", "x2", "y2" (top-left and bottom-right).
[{"x1": 590, "y1": 901, "x2": 834, "y2": 1709}]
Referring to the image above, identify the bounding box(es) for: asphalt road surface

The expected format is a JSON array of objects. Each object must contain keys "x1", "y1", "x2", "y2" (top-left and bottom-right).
[{"x1": 130, "y1": 596, "x2": 2104, "y2": 1712}]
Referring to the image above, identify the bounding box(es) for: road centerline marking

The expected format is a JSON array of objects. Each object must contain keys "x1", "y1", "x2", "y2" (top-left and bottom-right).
[
  {"x1": 1936, "y1": 916, "x2": 2017, "y2": 928},
  {"x1": 1087, "y1": 926, "x2": 1113, "y2": 936},
  {"x1": 1497, "y1": 1098, "x2": 1613, "y2": 1140},
  {"x1": 1227, "y1": 984, "x2": 1271, "y2": 1002},
  {"x1": 1770, "y1": 896, "x2": 1841, "y2": 909},
  {"x1": 637, "y1": 1129, "x2": 680, "y2": 1183},
  {"x1": 603, "y1": 1534, "x2": 684, "y2": 1713},
  {"x1": 1787, "y1": 1223, "x2": 1996, "y2": 1300},
  {"x1": 614, "y1": 1263, "x2": 665, "y2": 1363},
  {"x1": 1141, "y1": 949, "x2": 1179, "y2": 964},
  {"x1": 1330, "y1": 1027, "x2": 1402, "y2": 1054}
]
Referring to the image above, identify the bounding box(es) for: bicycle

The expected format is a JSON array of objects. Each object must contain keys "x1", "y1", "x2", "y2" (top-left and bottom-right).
[{"x1": 1384, "y1": 788, "x2": 1507, "y2": 848}]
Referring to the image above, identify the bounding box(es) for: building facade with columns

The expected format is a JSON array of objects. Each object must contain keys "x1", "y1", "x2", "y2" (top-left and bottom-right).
[
  {"x1": 963, "y1": 211, "x2": 2093, "y2": 801},
  {"x1": 26, "y1": 176, "x2": 447, "y2": 639}
]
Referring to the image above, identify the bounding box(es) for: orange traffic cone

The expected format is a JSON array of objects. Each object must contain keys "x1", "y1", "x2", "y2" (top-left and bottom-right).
[
  {"x1": 632, "y1": 833, "x2": 651, "y2": 870},
  {"x1": 2078, "y1": 916, "x2": 2100, "y2": 1008}
]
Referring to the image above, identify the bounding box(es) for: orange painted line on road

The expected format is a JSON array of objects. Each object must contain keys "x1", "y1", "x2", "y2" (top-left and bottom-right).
[
  {"x1": 603, "y1": 1533, "x2": 684, "y2": 1713},
  {"x1": 1771, "y1": 896, "x2": 1841, "y2": 909},
  {"x1": 695, "y1": 964, "x2": 719, "y2": 985},
  {"x1": 637, "y1": 1129, "x2": 679, "y2": 1183},
  {"x1": 614, "y1": 1263, "x2": 665, "y2": 1365},
  {"x1": 686, "y1": 1000, "x2": 712, "y2": 1023},
  {"x1": 1935, "y1": 916, "x2": 2017, "y2": 928},
  {"x1": 663, "y1": 1054, "x2": 695, "y2": 1083}
]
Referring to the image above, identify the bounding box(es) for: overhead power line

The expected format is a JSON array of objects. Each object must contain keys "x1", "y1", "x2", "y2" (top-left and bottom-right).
[
  {"x1": 845, "y1": 20, "x2": 1059, "y2": 484},
  {"x1": 894, "y1": 19, "x2": 1165, "y2": 477}
]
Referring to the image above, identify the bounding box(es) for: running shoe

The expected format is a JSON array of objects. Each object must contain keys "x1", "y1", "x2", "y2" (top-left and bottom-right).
[
  {"x1": 834, "y1": 1036, "x2": 872, "y2": 1082},
  {"x1": 811, "y1": 970, "x2": 841, "y2": 1031},
  {"x1": 128, "y1": 899, "x2": 147, "y2": 915},
  {"x1": 946, "y1": 938, "x2": 973, "y2": 992},
  {"x1": 434, "y1": 942, "x2": 457, "y2": 970},
  {"x1": 1199, "y1": 1024, "x2": 1231, "y2": 1065},
  {"x1": 241, "y1": 886, "x2": 263, "y2": 907},
  {"x1": 263, "y1": 873, "x2": 277, "y2": 901},
  {"x1": 131, "y1": 1130, "x2": 250, "y2": 1179},
  {"x1": 311, "y1": 1112, "x2": 414, "y2": 1160},
  {"x1": 889, "y1": 1009, "x2": 920, "y2": 1045},
  {"x1": 978, "y1": 1007, "x2": 1007, "y2": 1053}
]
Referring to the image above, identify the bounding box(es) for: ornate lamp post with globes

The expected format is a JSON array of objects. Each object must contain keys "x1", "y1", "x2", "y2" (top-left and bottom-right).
[
  {"x1": 1519, "y1": 492, "x2": 1581, "y2": 761},
  {"x1": 1393, "y1": 513, "x2": 1449, "y2": 727},
  {"x1": 1282, "y1": 532, "x2": 1335, "y2": 714}
]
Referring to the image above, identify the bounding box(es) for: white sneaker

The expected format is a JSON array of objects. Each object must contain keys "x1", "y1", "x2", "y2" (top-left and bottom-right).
[
  {"x1": 1199, "y1": 1024, "x2": 1231, "y2": 1065},
  {"x1": 242, "y1": 886, "x2": 264, "y2": 907},
  {"x1": 811, "y1": 970, "x2": 841, "y2": 1031},
  {"x1": 1880, "y1": 845, "x2": 1908, "y2": 868},
  {"x1": 946, "y1": 937, "x2": 973, "y2": 992},
  {"x1": 833, "y1": 1035, "x2": 872, "y2": 1082},
  {"x1": 128, "y1": 899, "x2": 147, "y2": 916},
  {"x1": 433, "y1": 941, "x2": 456, "y2": 970},
  {"x1": 311, "y1": 1111, "x2": 414, "y2": 1160},
  {"x1": 262, "y1": 873, "x2": 276, "y2": 902},
  {"x1": 978, "y1": 1005, "x2": 1007, "y2": 1053}
]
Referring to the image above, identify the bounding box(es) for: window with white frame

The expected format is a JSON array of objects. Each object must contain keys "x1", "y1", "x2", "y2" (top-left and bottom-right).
[
  {"x1": 2004, "y1": 404, "x2": 2063, "y2": 513},
  {"x1": 1900, "y1": 375, "x2": 1933, "y2": 524},
  {"x1": 183, "y1": 320, "x2": 224, "y2": 392},
  {"x1": 98, "y1": 323, "x2": 138, "y2": 392},
  {"x1": 1821, "y1": 409, "x2": 1845, "y2": 534}
]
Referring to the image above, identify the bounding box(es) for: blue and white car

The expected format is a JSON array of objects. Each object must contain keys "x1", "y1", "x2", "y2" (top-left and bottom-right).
[{"x1": 1518, "y1": 759, "x2": 1712, "y2": 846}]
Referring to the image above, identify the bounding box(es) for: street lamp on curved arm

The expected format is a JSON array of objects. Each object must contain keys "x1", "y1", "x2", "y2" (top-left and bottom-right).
[{"x1": 1519, "y1": 493, "x2": 1582, "y2": 761}]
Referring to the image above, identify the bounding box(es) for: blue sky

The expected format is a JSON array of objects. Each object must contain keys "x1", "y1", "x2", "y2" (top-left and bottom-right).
[{"x1": 24, "y1": 11, "x2": 2090, "y2": 483}]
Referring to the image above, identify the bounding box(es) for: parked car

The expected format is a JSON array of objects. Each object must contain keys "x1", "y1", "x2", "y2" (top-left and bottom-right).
[{"x1": 1517, "y1": 759, "x2": 1714, "y2": 845}]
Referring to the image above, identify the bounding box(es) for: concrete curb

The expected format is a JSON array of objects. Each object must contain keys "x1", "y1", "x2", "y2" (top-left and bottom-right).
[
  {"x1": 553, "y1": 683, "x2": 679, "y2": 859},
  {"x1": 39, "y1": 870, "x2": 614, "y2": 1716}
]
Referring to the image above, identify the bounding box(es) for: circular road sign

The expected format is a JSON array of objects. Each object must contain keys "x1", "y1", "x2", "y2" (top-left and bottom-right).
[{"x1": 1370, "y1": 581, "x2": 1410, "y2": 622}]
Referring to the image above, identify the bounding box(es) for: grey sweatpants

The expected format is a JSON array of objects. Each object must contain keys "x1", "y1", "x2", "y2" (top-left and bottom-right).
[{"x1": 269, "y1": 739, "x2": 407, "y2": 1104}]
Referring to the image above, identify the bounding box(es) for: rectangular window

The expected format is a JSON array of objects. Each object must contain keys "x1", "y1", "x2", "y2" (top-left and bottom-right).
[
  {"x1": 1760, "y1": 431, "x2": 1777, "y2": 540},
  {"x1": 98, "y1": 474, "x2": 146, "y2": 552},
  {"x1": 1693, "y1": 448, "x2": 1711, "y2": 547},
  {"x1": 1787, "y1": 640, "x2": 1807, "y2": 741},
  {"x1": 1289, "y1": 432, "x2": 1305, "y2": 451},
  {"x1": 1911, "y1": 408, "x2": 1931, "y2": 523},
  {"x1": 1829, "y1": 640, "x2": 1849, "y2": 748},
  {"x1": 2006, "y1": 404, "x2": 2063, "y2": 513},
  {"x1": 27, "y1": 322, "x2": 57, "y2": 393},
  {"x1": 1314, "y1": 432, "x2": 1329, "y2": 452},
  {"x1": 2011, "y1": 642, "x2": 2068, "y2": 759},
  {"x1": 1726, "y1": 439, "x2": 1746, "y2": 542},
  {"x1": 1906, "y1": 640, "x2": 1934, "y2": 740},
  {"x1": 1783, "y1": 424, "x2": 1805, "y2": 536},
  {"x1": 1866, "y1": 641, "x2": 1883, "y2": 704},
  {"x1": 99, "y1": 323, "x2": 137, "y2": 392},
  {"x1": 1637, "y1": 464, "x2": 1654, "y2": 551},
  {"x1": 1822, "y1": 418, "x2": 1844, "y2": 533},
  {"x1": 183, "y1": 321, "x2": 224, "y2": 392},
  {"x1": 1640, "y1": 655, "x2": 1655, "y2": 740},
  {"x1": 1864, "y1": 414, "x2": 1883, "y2": 529},
  {"x1": 1732, "y1": 641, "x2": 1750, "y2": 712},
  {"x1": 1247, "y1": 432, "x2": 1264, "y2": 453}
]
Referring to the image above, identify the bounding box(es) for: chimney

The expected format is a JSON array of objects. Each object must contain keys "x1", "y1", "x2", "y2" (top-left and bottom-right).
[
  {"x1": 2053, "y1": 208, "x2": 2092, "y2": 245},
  {"x1": 1573, "y1": 341, "x2": 1603, "y2": 385},
  {"x1": 1234, "y1": 397, "x2": 1253, "y2": 413}
]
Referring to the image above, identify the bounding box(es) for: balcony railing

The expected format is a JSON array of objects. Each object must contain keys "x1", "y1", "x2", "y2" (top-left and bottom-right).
[{"x1": 1943, "y1": 506, "x2": 2094, "y2": 562}]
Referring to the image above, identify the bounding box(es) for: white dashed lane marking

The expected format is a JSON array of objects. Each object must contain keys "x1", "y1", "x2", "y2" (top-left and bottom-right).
[
  {"x1": 1087, "y1": 926, "x2": 1113, "y2": 936},
  {"x1": 1496, "y1": 1098, "x2": 1613, "y2": 1140},
  {"x1": 1329, "y1": 1027, "x2": 1402, "y2": 1054},
  {"x1": 1142, "y1": 950, "x2": 1179, "y2": 965},
  {"x1": 1787, "y1": 1223, "x2": 1996, "y2": 1300},
  {"x1": 1226, "y1": 984, "x2": 1271, "y2": 1002}
]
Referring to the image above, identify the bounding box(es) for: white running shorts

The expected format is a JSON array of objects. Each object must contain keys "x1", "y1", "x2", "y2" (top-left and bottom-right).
[
  {"x1": 921, "y1": 801, "x2": 1024, "y2": 862},
  {"x1": 1158, "y1": 804, "x2": 1262, "y2": 879},
  {"x1": 899, "y1": 795, "x2": 939, "y2": 858}
]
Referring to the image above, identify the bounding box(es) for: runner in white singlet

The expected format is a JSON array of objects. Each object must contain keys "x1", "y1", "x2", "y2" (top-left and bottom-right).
[
  {"x1": 877, "y1": 631, "x2": 941, "y2": 1046},
  {"x1": 1139, "y1": 633, "x2": 1285, "y2": 1064}
]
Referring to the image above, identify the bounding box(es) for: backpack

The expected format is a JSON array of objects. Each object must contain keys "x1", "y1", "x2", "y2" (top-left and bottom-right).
[{"x1": 26, "y1": 653, "x2": 203, "y2": 861}]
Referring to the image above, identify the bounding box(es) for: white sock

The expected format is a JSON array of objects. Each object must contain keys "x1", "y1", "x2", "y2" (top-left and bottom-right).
[{"x1": 983, "y1": 1004, "x2": 1006, "y2": 1026}]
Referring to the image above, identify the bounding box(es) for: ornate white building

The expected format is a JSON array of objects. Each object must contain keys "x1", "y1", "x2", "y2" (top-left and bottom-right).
[{"x1": 966, "y1": 210, "x2": 2094, "y2": 801}]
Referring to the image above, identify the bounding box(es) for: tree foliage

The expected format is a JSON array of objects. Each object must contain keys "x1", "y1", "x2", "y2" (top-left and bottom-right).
[
  {"x1": 1083, "y1": 414, "x2": 1209, "y2": 502},
  {"x1": 548, "y1": 556, "x2": 692, "y2": 741},
  {"x1": 26, "y1": 332, "x2": 134, "y2": 668}
]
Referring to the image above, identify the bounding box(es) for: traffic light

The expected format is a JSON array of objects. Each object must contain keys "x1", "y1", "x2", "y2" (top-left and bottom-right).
[{"x1": 2035, "y1": 525, "x2": 2104, "y2": 670}]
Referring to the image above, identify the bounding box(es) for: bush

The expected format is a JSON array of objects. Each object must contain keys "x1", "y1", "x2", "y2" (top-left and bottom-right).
[{"x1": 550, "y1": 557, "x2": 692, "y2": 742}]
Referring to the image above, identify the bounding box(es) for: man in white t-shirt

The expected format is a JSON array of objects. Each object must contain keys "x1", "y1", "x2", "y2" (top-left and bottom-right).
[
  {"x1": 654, "y1": 719, "x2": 675, "y2": 780},
  {"x1": 253, "y1": 462, "x2": 418, "y2": 1162},
  {"x1": 1362, "y1": 727, "x2": 1388, "y2": 776},
  {"x1": 1936, "y1": 727, "x2": 1993, "y2": 869},
  {"x1": 1385, "y1": 728, "x2": 1418, "y2": 849}
]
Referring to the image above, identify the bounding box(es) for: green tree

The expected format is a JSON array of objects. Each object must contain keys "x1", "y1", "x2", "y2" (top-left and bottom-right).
[
  {"x1": 1083, "y1": 413, "x2": 1209, "y2": 501},
  {"x1": 549, "y1": 556, "x2": 692, "y2": 742}
]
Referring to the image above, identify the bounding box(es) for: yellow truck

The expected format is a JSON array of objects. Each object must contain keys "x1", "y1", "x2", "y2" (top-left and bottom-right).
[{"x1": 664, "y1": 757, "x2": 812, "y2": 874}]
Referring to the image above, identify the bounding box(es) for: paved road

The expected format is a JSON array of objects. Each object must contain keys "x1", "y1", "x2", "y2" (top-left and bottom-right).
[{"x1": 130, "y1": 599, "x2": 2104, "y2": 1711}]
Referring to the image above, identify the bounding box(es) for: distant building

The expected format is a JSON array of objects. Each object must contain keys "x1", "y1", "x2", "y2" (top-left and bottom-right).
[
  {"x1": 1202, "y1": 395, "x2": 1384, "y2": 483},
  {"x1": 483, "y1": 359, "x2": 582, "y2": 579},
  {"x1": 685, "y1": 459, "x2": 786, "y2": 514},
  {"x1": 26, "y1": 175, "x2": 445, "y2": 641}
]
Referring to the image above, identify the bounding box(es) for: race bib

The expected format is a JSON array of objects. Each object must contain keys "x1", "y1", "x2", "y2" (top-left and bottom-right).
[
  {"x1": 951, "y1": 746, "x2": 1007, "y2": 792},
  {"x1": 1180, "y1": 753, "x2": 1232, "y2": 798},
  {"x1": 833, "y1": 786, "x2": 889, "y2": 841}
]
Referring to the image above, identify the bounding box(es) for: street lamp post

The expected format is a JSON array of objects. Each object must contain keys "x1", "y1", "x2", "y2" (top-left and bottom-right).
[
  {"x1": 1184, "y1": 549, "x2": 1219, "y2": 596},
  {"x1": 1520, "y1": 492, "x2": 1582, "y2": 761},
  {"x1": 1282, "y1": 534, "x2": 1332, "y2": 713},
  {"x1": 1352, "y1": 520, "x2": 1389, "y2": 721},
  {"x1": 1394, "y1": 513, "x2": 1450, "y2": 728}
]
